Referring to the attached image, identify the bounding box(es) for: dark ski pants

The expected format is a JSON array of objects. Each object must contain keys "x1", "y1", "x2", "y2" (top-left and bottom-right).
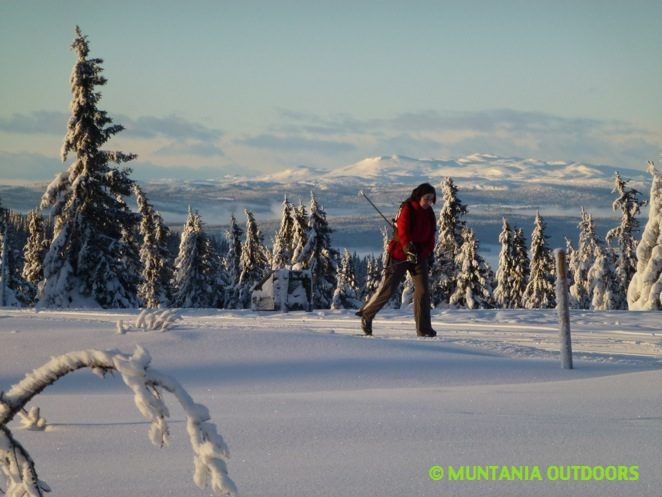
[{"x1": 359, "y1": 256, "x2": 434, "y2": 336}]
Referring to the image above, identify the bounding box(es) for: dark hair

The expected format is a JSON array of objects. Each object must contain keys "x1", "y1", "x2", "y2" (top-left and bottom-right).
[{"x1": 410, "y1": 182, "x2": 436, "y2": 204}]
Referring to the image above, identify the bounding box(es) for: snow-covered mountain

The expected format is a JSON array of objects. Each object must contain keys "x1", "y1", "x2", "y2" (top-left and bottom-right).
[{"x1": 257, "y1": 153, "x2": 646, "y2": 189}]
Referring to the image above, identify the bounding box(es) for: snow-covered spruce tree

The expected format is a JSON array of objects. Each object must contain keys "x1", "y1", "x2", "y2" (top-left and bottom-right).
[
  {"x1": 237, "y1": 209, "x2": 270, "y2": 308},
  {"x1": 2, "y1": 211, "x2": 34, "y2": 306},
  {"x1": 588, "y1": 244, "x2": 618, "y2": 310},
  {"x1": 331, "y1": 248, "x2": 362, "y2": 309},
  {"x1": 522, "y1": 212, "x2": 556, "y2": 309},
  {"x1": 297, "y1": 192, "x2": 338, "y2": 309},
  {"x1": 564, "y1": 237, "x2": 576, "y2": 284},
  {"x1": 172, "y1": 208, "x2": 220, "y2": 308},
  {"x1": 290, "y1": 201, "x2": 309, "y2": 268},
  {"x1": 569, "y1": 208, "x2": 601, "y2": 309},
  {"x1": 21, "y1": 210, "x2": 49, "y2": 287},
  {"x1": 272, "y1": 195, "x2": 294, "y2": 270},
  {"x1": 0, "y1": 224, "x2": 14, "y2": 306},
  {"x1": 353, "y1": 252, "x2": 366, "y2": 290},
  {"x1": 449, "y1": 227, "x2": 493, "y2": 309},
  {"x1": 628, "y1": 161, "x2": 662, "y2": 310},
  {"x1": 134, "y1": 185, "x2": 172, "y2": 308},
  {"x1": 0, "y1": 346, "x2": 237, "y2": 496},
  {"x1": 606, "y1": 172, "x2": 645, "y2": 309},
  {"x1": 222, "y1": 214, "x2": 243, "y2": 308},
  {"x1": 20, "y1": 210, "x2": 49, "y2": 305},
  {"x1": 493, "y1": 217, "x2": 517, "y2": 308},
  {"x1": 39, "y1": 27, "x2": 140, "y2": 308},
  {"x1": 430, "y1": 177, "x2": 467, "y2": 306},
  {"x1": 362, "y1": 254, "x2": 382, "y2": 302},
  {"x1": 510, "y1": 227, "x2": 530, "y2": 308}
]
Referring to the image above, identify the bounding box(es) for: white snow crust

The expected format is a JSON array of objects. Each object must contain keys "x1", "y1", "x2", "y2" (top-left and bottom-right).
[{"x1": 0, "y1": 307, "x2": 660, "y2": 497}]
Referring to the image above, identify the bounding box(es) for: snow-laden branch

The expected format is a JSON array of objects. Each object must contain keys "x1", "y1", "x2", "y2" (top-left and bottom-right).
[
  {"x1": 0, "y1": 426, "x2": 51, "y2": 497},
  {"x1": 0, "y1": 346, "x2": 237, "y2": 497}
]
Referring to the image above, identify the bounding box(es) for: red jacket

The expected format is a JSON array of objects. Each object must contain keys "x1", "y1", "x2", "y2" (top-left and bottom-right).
[{"x1": 388, "y1": 199, "x2": 436, "y2": 261}]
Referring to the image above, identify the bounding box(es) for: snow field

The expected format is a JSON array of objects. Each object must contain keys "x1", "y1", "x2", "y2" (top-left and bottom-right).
[{"x1": 0, "y1": 307, "x2": 660, "y2": 496}]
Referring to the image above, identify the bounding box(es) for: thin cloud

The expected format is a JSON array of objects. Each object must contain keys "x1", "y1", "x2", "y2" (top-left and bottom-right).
[
  {"x1": 238, "y1": 133, "x2": 357, "y2": 154},
  {"x1": 266, "y1": 108, "x2": 661, "y2": 168},
  {"x1": 155, "y1": 140, "x2": 225, "y2": 158},
  {"x1": 0, "y1": 111, "x2": 68, "y2": 135},
  {"x1": 0, "y1": 150, "x2": 246, "y2": 182},
  {"x1": 121, "y1": 114, "x2": 223, "y2": 141},
  {"x1": 0, "y1": 151, "x2": 63, "y2": 181},
  {"x1": 0, "y1": 111, "x2": 223, "y2": 142}
]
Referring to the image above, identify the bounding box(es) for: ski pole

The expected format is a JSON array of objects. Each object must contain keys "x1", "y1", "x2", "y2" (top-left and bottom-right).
[{"x1": 358, "y1": 190, "x2": 394, "y2": 228}]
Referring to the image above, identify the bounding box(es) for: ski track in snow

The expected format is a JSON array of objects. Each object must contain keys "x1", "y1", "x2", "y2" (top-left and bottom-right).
[{"x1": 2, "y1": 307, "x2": 660, "y2": 367}]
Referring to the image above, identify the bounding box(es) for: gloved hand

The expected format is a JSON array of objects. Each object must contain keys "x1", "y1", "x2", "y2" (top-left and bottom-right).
[{"x1": 404, "y1": 242, "x2": 418, "y2": 264}]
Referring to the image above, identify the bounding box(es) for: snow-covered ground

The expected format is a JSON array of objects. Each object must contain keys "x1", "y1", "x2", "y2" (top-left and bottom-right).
[{"x1": 1, "y1": 307, "x2": 660, "y2": 497}]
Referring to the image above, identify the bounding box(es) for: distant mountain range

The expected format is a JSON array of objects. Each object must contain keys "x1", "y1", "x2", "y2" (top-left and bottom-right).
[
  {"x1": 256, "y1": 153, "x2": 646, "y2": 188},
  {"x1": 0, "y1": 154, "x2": 651, "y2": 261}
]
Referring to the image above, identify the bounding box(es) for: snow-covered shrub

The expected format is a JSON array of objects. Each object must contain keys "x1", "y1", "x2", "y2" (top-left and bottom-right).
[
  {"x1": 135, "y1": 309, "x2": 182, "y2": 331},
  {"x1": 0, "y1": 346, "x2": 237, "y2": 496}
]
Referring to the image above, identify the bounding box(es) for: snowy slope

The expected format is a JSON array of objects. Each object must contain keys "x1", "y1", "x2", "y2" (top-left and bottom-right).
[{"x1": 1, "y1": 307, "x2": 660, "y2": 497}]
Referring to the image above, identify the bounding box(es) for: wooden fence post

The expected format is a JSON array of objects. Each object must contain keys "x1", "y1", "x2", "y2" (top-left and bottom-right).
[{"x1": 555, "y1": 249, "x2": 573, "y2": 369}]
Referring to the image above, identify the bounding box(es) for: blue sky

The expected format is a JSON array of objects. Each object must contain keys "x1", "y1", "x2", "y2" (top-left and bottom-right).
[{"x1": 1, "y1": 0, "x2": 661, "y2": 182}]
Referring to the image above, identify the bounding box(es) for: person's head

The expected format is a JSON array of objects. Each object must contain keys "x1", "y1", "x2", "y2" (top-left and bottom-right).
[{"x1": 410, "y1": 182, "x2": 436, "y2": 209}]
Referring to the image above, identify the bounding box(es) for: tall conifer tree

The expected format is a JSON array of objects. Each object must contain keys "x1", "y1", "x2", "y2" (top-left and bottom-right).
[{"x1": 39, "y1": 27, "x2": 139, "y2": 308}]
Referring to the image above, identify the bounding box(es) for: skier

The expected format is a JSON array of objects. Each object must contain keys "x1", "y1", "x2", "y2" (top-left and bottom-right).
[{"x1": 356, "y1": 183, "x2": 438, "y2": 337}]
